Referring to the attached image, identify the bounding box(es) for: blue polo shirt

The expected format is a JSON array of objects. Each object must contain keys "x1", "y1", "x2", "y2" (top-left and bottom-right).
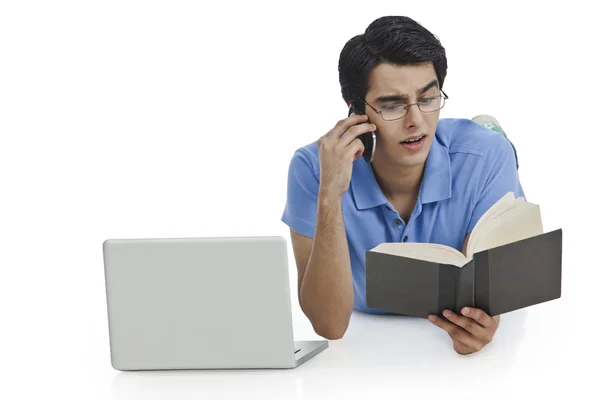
[{"x1": 281, "y1": 118, "x2": 525, "y2": 314}]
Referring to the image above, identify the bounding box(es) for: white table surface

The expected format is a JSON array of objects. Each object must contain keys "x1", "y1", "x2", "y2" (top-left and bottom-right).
[{"x1": 5, "y1": 285, "x2": 596, "y2": 400}]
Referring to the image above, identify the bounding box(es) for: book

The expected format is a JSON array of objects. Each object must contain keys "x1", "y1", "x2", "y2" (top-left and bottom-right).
[{"x1": 365, "y1": 192, "x2": 562, "y2": 318}]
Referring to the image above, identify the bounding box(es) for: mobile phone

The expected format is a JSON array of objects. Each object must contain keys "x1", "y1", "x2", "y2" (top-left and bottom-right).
[{"x1": 348, "y1": 102, "x2": 376, "y2": 163}]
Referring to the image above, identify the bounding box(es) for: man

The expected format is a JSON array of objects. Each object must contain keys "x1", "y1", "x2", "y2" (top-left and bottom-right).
[{"x1": 281, "y1": 16, "x2": 524, "y2": 355}]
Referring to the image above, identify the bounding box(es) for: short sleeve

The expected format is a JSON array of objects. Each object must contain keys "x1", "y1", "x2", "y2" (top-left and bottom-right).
[
  {"x1": 467, "y1": 134, "x2": 525, "y2": 233},
  {"x1": 281, "y1": 149, "x2": 320, "y2": 238}
]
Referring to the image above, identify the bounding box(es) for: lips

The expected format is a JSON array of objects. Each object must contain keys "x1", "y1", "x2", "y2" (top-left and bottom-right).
[{"x1": 401, "y1": 134, "x2": 426, "y2": 144}]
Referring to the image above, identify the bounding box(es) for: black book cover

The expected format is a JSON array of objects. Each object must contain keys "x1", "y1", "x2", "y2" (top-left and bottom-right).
[{"x1": 365, "y1": 229, "x2": 562, "y2": 317}]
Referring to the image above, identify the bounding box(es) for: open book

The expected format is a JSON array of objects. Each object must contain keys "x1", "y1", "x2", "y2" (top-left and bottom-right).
[{"x1": 365, "y1": 192, "x2": 562, "y2": 317}]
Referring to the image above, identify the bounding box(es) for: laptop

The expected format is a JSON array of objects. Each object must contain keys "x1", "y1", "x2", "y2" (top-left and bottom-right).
[{"x1": 102, "y1": 235, "x2": 328, "y2": 370}]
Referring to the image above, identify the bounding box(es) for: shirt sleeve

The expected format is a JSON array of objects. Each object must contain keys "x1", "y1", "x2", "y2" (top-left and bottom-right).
[
  {"x1": 281, "y1": 149, "x2": 320, "y2": 238},
  {"x1": 467, "y1": 134, "x2": 525, "y2": 233}
]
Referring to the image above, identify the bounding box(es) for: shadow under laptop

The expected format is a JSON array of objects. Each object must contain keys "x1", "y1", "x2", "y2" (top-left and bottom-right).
[{"x1": 111, "y1": 368, "x2": 303, "y2": 400}]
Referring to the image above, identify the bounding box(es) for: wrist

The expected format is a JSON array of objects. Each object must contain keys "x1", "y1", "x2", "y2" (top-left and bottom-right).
[{"x1": 318, "y1": 189, "x2": 342, "y2": 207}]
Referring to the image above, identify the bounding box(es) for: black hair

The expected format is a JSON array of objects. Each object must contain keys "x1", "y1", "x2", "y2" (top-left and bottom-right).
[{"x1": 338, "y1": 16, "x2": 447, "y2": 110}]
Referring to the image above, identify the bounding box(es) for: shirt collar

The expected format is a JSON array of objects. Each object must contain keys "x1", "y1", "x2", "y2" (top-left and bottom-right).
[{"x1": 350, "y1": 132, "x2": 452, "y2": 210}]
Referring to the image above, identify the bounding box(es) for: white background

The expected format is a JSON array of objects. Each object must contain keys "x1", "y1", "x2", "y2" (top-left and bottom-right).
[{"x1": 1, "y1": 1, "x2": 598, "y2": 398}]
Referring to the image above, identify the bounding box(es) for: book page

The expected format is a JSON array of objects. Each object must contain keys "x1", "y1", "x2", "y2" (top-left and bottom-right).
[
  {"x1": 467, "y1": 198, "x2": 530, "y2": 260},
  {"x1": 466, "y1": 192, "x2": 516, "y2": 257},
  {"x1": 370, "y1": 242, "x2": 466, "y2": 267},
  {"x1": 469, "y1": 202, "x2": 543, "y2": 256},
  {"x1": 472, "y1": 192, "x2": 516, "y2": 230}
]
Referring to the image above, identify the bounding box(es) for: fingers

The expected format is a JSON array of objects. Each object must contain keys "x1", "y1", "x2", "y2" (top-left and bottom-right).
[
  {"x1": 427, "y1": 314, "x2": 484, "y2": 352},
  {"x1": 450, "y1": 336, "x2": 472, "y2": 355},
  {"x1": 330, "y1": 114, "x2": 368, "y2": 138},
  {"x1": 317, "y1": 113, "x2": 373, "y2": 167},
  {"x1": 452, "y1": 337, "x2": 477, "y2": 355},
  {"x1": 441, "y1": 309, "x2": 486, "y2": 337},
  {"x1": 321, "y1": 115, "x2": 372, "y2": 142},
  {"x1": 318, "y1": 132, "x2": 366, "y2": 164},
  {"x1": 459, "y1": 307, "x2": 497, "y2": 329},
  {"x1": 338, "y1": 122, "x2": 376, "y2": 147},
  {"x1": 349, "y1": 138, "x2": 365, "y2": 161},
  {"x1": 428, "y1": 308, "x2": 499, "y2": 355}
]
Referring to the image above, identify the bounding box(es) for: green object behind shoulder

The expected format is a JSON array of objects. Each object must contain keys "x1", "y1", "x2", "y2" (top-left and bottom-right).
[
  {"x1": 471, "y1": 114, "x2": 520, "y2": 170},
  {"x1": 471, "y1": 114, "x2": 507, "y2": 138}
]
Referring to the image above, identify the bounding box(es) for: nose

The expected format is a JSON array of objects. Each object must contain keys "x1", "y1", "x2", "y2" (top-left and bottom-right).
[{"x1": 403, "y1": 103, "x2": 424, "y2": 130}]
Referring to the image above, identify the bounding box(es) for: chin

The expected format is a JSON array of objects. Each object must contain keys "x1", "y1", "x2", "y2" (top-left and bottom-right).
[
  {"x1": 398, "y1": 155, "x2": 428, "y2": 168},
  {"x1": 377, "y1": 152, "x2": 427, "y2": 168},
  {"x1": 396, "y1": 144, "x2": 432, "y2": 167}
]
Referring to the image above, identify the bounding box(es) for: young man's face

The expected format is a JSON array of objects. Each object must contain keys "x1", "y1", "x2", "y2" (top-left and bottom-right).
[{"x1": 363, "y1": 62, "x2": 442, "y2": 168}]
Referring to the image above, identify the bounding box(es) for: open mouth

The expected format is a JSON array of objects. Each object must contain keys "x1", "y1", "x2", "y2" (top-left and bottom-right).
[{"x1": 401, "y1": 134, "x2": 426, "y2": 144}]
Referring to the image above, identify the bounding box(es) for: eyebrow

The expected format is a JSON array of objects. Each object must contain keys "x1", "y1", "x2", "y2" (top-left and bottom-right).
[{"x1": 374, "y1": 79, "x2": 439, "y2": 103}]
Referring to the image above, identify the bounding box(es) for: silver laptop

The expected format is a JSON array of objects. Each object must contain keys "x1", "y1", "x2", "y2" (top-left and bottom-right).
[{"x1": 102, "y1": 235, "x2": 328, "y2": 370}]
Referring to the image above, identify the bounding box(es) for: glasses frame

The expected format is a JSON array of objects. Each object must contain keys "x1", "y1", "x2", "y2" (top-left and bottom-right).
[{"x1": 359, "y1": 89, "x2": 449, "y2": 121}]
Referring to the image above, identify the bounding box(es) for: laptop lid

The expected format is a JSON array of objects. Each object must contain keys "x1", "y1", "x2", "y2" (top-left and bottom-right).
[{"x1": 103, "y1": 236, "x2": 296, "y2": 370}]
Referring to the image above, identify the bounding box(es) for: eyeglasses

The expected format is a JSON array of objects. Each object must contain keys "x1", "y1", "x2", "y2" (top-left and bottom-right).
[{"x1": 359, "y1": 90, "x2": 449, "y2": 121}]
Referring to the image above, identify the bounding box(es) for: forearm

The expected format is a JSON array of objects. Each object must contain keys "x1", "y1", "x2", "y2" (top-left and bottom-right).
[{"x1": 300, "y1": 190, "x2": 354, "y2": 339}]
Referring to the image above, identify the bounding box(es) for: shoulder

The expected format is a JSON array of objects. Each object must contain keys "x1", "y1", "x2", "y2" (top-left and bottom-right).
[
  {"x1": 286, "y1": 140, "x2": 321, "y2": 179},
  {"x1": 292, "y1": 140, "x2": 319, "y2": 163},
  {"x1": 435, "y1": 118, "x2": 515, "y2": 162}
]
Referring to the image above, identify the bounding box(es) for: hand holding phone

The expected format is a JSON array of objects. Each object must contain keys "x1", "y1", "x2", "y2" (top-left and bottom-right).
[{"x1": 316, "y1": 109, "x2": 377, "y2": 198}]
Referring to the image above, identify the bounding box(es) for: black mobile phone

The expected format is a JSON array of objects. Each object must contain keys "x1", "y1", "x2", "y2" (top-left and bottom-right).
[{"x1": 348, "y1": 102, "x2": 376, "y2": 163}]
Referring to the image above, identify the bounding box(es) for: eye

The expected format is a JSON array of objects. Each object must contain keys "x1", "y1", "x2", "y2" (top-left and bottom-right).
[
  {"x1": 419, "y1": 96, "x2": 437, "y2": 104},
  {"x1": 382, "y1": 103, "x2": 404, "y2": 111}
]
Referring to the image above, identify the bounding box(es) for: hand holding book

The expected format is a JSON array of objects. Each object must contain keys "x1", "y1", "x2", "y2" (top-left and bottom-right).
[
  {"x1": 428, "y1": 307, "x2": 500, "y2": 355},
  {"x1": 365, "y1": 192, "x2": 562, "y2": 318}
]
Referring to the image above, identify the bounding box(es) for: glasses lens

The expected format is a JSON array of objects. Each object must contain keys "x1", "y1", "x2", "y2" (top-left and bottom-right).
[
  {"x1": 381, "y1": 105, "x2": 407, "y2": 121},
  {"x1": 419, "y1": 95, "x2": 444, "y2": 113}
]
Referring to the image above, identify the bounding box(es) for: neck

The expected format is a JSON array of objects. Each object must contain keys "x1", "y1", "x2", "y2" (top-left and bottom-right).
[{"x1": 371, "y1": 159, "x2": 425, "y2": 200}]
